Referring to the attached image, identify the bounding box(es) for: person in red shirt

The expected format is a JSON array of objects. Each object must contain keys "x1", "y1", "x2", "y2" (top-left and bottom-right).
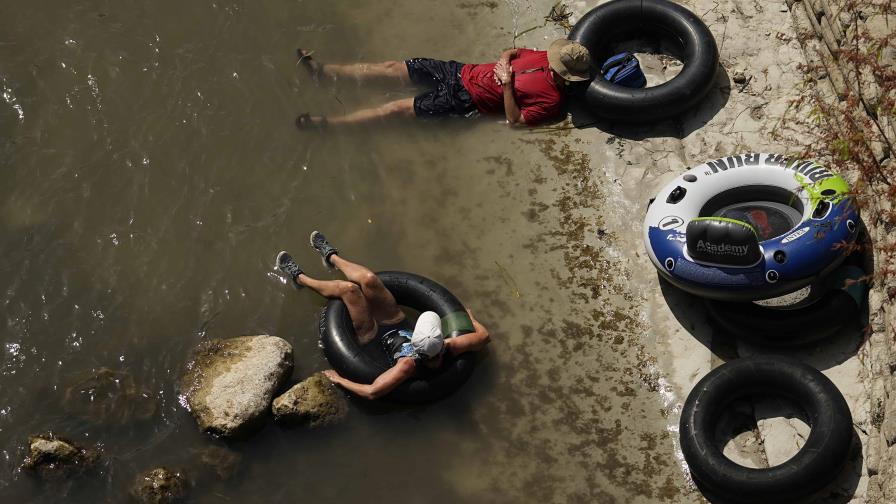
[{"x1": 295, "y1": 39, "x2": 592, "y2": 128}]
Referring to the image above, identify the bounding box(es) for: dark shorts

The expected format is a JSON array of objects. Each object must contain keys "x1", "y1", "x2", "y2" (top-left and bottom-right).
[
  {"x1": 405, "y1": 58, "x2": 477, "y2": 118},
  {"x1": 375, "y1": 317, "x2": 414, "y2": 340},
  {"x1": 376, "y1": 317, "x2": 415, "y2": 364}
]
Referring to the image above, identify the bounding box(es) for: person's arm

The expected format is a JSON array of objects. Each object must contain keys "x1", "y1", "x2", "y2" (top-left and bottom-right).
[
  {"x1": 322, "y1": 359, "x2": 415, "y2": 400},
  {"x1": 494, "y1": 60, "x2": 524, "y2": 126},
  {"x1": 518, "y1": 101, "x2": 562, "y2": 126},
  {"x1": 500, "y1": 48, "x2": 520, "y2": 63},
  {"x1": 445, "y1": 309, "x2": 491, "y2": 356},
  {"x1": 502, "y1": 80, "x2": 524, "y2": 125}
]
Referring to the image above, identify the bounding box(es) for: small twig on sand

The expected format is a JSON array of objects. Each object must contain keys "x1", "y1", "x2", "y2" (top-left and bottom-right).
[
  {"x1": 545, "y1": 1, "x2": 573, "y2": 31},
  {"x1": 725, "y1": 100, "x2": 767, "y2": 133},
  {"x1": 718, "y1": 15, "x2": 729, "y2": 54},
  {"x1": 495, "y1": 261, "x2": 522, "y2": 298},
  {"x1": 331, "y1": 92, "x2": 345, "y2": 115},
  {"x1": 514, "y1": 24, "x2": 542, "y2": 45},
  {"x1": 526, "y1": 121, "x2": 599, "y2": 132},
  {"x1": 513, "y1": 1, "x2": 573, "y2": 46}
]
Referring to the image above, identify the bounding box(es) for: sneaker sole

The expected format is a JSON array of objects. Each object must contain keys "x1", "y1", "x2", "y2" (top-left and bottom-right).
[
  {"x1": 275, "y1": 251, "x2": 303, "y2": 289},
  {"x1": 275, "y1": 250, "x2": 289, "y2": 269}
]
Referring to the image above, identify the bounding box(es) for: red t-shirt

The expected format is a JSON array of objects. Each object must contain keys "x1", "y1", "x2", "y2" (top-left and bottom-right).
[{"x1": 460, "y1": 49, "x2": 563, "y2": 125}]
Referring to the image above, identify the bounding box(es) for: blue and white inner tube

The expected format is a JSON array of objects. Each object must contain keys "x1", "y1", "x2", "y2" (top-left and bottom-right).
[{"x1": 643, "y1": 153, "x2": 860, "y2": 305}]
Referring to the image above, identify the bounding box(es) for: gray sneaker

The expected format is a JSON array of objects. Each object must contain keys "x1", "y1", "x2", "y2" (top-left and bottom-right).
[
  {"x1": 309, "y1": 231, "x2": 338, "y2": 268},
  {"x1": 275, "y1": 251, "x2": 303, "y2": 289}
]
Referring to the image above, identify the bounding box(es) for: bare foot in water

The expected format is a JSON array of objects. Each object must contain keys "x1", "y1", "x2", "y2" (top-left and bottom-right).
[{"x1": 296, "y1": 49, "x2": 325, "y2": 80}]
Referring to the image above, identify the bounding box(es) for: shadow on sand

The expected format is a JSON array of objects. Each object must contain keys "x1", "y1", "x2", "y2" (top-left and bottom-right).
[
  {"x1": 660, "y1": 274, "x2": 869, "y2": 372},
  {"x1": 696, "y1": 428, "x2": 863, "y2": 504},
  {"x1": 660, "y1": 225, "x2": 873, "y2": 371},
  {"x1": 658, "y1": 233, "x2": 874, "y2": 503}
]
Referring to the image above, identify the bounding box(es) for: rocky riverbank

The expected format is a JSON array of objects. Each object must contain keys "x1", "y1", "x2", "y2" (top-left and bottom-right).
[
  {"x1": 780, "y1": 1, "x2": 896, "y2": 501},
  {"x1": 558, "y1": 0, "x2": 892, "y2": 501}
]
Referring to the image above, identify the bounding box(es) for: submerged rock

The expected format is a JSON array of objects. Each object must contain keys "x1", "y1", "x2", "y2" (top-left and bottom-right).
[
  {"x1": 131, "y1": 467, "x2": 188, "y2": 504},
  {"x1": 192, "y1": 445, "x2": 241, "y2": 481},
  {"x1": 22, "y1": 434, "x2": 98, "y2": 479},
  {"x1": 62, "y1": 367, "x2": 157, "y2": 426},
  {"x1": 180, "y1": 335, "x2": 293, "y2": 437},
  {"x1": 272, "y1": 372, "x2": 347, "y2": 427}
]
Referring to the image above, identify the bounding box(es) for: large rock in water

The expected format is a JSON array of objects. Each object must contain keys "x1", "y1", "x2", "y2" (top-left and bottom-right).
[
  {"x1": 181, "y1": 335, "x2": 293, "y2": 437},
  {"x1": 272, "y1": 372, "x2": 348, "y2": 427}
]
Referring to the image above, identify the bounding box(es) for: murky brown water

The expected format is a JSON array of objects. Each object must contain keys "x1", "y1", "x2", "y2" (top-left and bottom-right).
[{"x1": 0, "y1": 1, "x2": 701, "y2": 502}]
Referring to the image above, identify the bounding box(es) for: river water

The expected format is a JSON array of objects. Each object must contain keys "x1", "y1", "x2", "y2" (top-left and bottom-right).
[{"x1": 0, "y1": 1, "x2": 701, "y2": 502}]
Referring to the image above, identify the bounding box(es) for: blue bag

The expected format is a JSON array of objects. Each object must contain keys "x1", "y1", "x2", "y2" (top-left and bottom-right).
[{"x1": 600, "y1": 52, "x2": 647, "y2": 88}]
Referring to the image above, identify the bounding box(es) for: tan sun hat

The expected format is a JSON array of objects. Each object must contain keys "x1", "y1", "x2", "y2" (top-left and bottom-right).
[{"x1": 547, "y1": 39, "x2": 592, "y2": 82}]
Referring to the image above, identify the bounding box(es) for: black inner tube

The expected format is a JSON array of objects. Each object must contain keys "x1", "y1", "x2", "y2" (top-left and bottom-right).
[
  {"x1": 574, "y1": 4, "x2": 688, "y2": 63},
  {"x1": 568, "y1": 0, "x2": 719, "y2": 121},
  {"x1": 680, "y1": 356, "x2": 853, "y2": 503},
  {"x1": 319, "y1": 271, "x2": 476, "y2": 403},
  {"x1": 705, "y1": 288, "x2": 861, "y2": 346}
]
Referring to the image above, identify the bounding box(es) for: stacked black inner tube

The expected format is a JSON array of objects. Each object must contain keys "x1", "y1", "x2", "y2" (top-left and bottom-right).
[
  {"x1": 679, "y1": 356, "x2": 853, "y2": 503},
  {"x1": 703, "y1": 249, "x2": 868, "y2": 347},
  {"x1": 703, "y1": 286, "x2": 862, "y2": 346},
  {"x1": 568, "y1": 0, "x2": 719, "y2": 121}
]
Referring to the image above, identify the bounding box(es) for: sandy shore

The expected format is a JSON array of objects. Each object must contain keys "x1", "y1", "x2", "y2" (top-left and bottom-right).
[{"x1": 549, "y1": 0, "x2": 888, "y2": 501}]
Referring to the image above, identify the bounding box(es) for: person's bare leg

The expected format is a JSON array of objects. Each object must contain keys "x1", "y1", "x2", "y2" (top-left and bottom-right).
[
  {"x1": 297, "y1": 274, "x2": 378, "y2": 344},
  {"x1": 330, "y1": 98, "x2": 415, "y2": 126},
  {"x1": 323, "y1": 61, "x2": 411, "y2": 85},
  {"x1": 329, "y1": 254, "x2": 405, "y2": 324},
  {"x1": 297, "y1": 50, "x2": 411, "y2": 85},
  {"x1": 300, "y1": 98, "x2": 415, "y2": 128}
]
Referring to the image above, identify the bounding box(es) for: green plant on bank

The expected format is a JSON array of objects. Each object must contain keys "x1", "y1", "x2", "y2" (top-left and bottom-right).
[{"x1": 773, "y1": 0, "x2": 895, "y2": 288}]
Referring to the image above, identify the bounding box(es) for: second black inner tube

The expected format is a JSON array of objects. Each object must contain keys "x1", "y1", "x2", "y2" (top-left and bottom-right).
[
  {"x1": 704, "y1": 289, "x2": 860, "y2": 346},
  {"x1": 568, "y1": 0, "x2": 719, "y2": 121},
  {"x1": 680, "y1": 356, "x2": 853, "y2": 503}
]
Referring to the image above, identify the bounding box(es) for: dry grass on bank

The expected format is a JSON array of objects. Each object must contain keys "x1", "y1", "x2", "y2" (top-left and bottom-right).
[{"x1": 775, "y1": 0, "x2": 895, "y2": 285}]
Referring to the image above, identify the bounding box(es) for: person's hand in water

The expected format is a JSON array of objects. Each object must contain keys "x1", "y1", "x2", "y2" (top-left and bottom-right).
[
  {"x1": 494, "y1": 60, "x2": 512, "y2": 86},
  {"x1": 466, "y1": 308, "x2": 487, "y2": 334},
  {"x1": 322, "y1": 369, "x2": 342, "y2": 384}
]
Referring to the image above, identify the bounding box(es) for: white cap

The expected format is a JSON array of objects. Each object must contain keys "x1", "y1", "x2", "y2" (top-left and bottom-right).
[{"x1": 410, "y1": 311, "x2": 445, "y2": 358}]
